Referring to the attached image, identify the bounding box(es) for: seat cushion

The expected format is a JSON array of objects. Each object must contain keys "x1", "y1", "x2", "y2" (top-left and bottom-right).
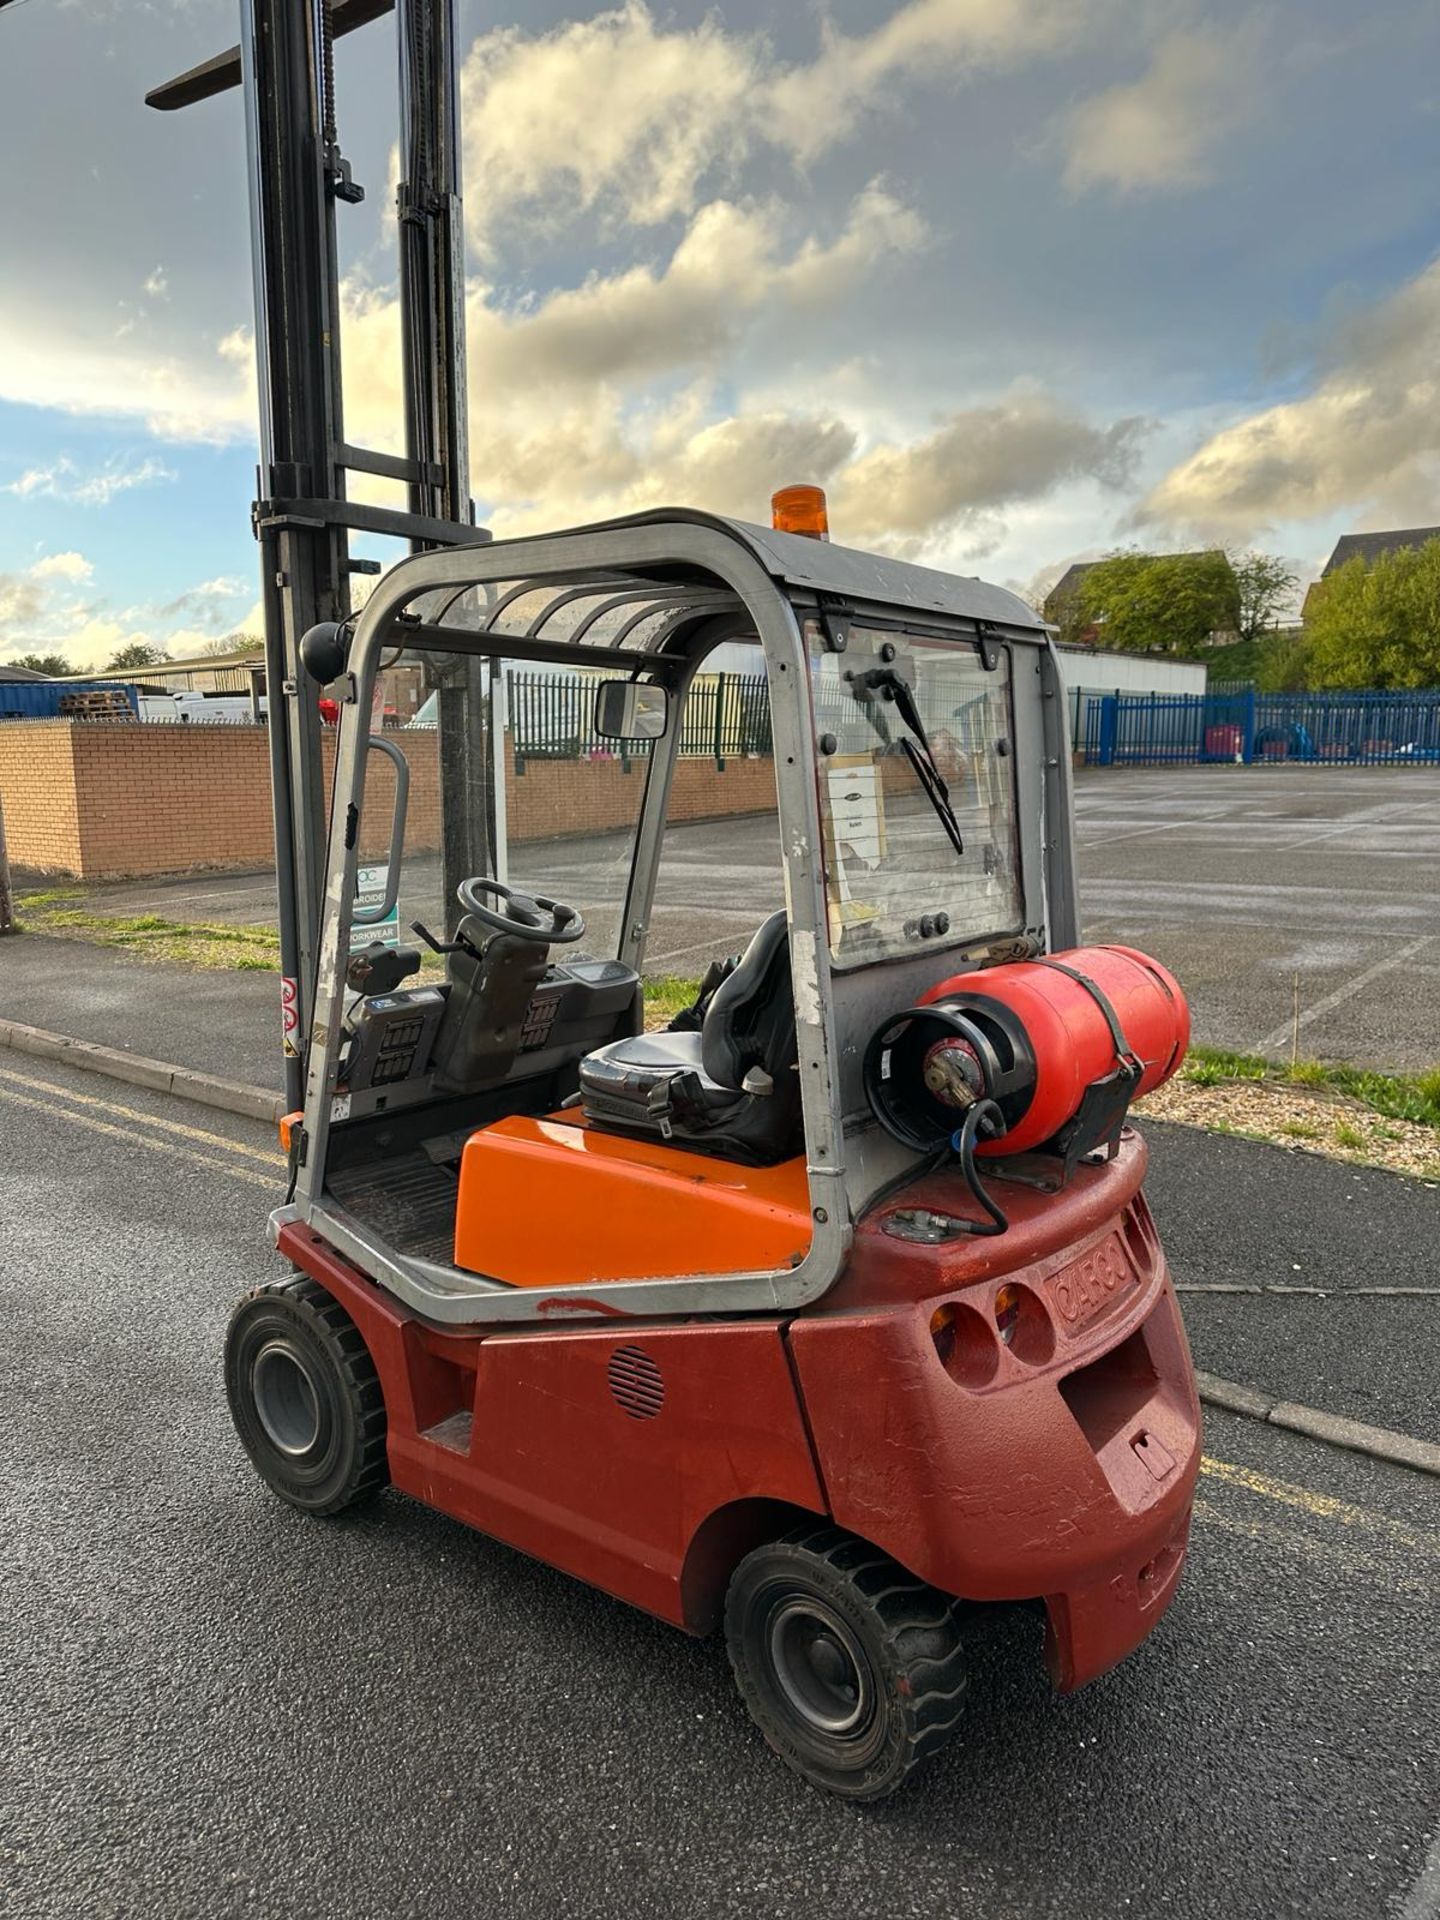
[
  {"x1": 579, "y1": 1028, "x2": 737, "y2": 1099},
  {"x1": 589, "y1": 1029, "x2": 705, "y2": 1075}
]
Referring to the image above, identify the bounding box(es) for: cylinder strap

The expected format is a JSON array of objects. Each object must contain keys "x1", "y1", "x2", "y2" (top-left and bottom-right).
[{"x1": 1033, "y1": 956, "x2": 1143, "y2": 1073}]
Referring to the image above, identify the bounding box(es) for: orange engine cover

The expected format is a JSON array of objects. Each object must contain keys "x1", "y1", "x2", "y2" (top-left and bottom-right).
[
  {"x1": 453, "y1": 1114, "x2": 813, "y2": 1286},
  {"x1": 917, "y1": 944, "x2": 1189, "y2": 1154}
]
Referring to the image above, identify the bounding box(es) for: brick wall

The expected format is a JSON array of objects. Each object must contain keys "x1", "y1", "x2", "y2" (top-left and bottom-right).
[
  {"x1": 70, "y1": 725, "x2": 281, "y2": 878},
  {"x1": 0, "y1": 725, "x2": 82, "y2": 874},
  {"x1": 0, "y1": 721, "x2": 778, "y2": 880}
]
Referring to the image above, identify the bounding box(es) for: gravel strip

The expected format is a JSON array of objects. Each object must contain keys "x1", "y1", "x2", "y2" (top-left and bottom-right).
[{"x1": 1137, "y1": 1076, "x2": 1440, "y2": 1182}]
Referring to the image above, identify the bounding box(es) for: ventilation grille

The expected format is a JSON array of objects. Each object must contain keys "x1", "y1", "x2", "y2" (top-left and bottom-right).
[{"x1": 607, "y1": 1345, "x2": 665, "y2": 1419}]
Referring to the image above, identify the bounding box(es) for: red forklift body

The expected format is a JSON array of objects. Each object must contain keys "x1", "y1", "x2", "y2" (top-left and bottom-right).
[
  {"x1": 276, "y1": 1123, "x2": 1195, "y2": 1693},
  {"x1": 237, "y1": 510, "x2": 1205, "y2": 1796}
]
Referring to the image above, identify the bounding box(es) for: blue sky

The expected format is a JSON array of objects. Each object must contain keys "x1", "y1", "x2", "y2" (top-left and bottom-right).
[{"x1": 2, "y1": 0, "x2": 1438, "y2": 667}]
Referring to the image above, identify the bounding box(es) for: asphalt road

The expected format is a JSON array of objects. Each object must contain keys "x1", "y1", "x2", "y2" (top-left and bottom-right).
[
  {"x1": 1076, "y1": 766, "x2": 1440, "y2": 1073},
  {"x1": 1142, "y1": 1119, "x2": 1439, "y2": 1439},
  {"x1": 2, "y1": 1056, "x2": 1437, "y2": 1920},
  {"x1": 36, "y1": 763, "x2": 1440, "y2": 1073}
]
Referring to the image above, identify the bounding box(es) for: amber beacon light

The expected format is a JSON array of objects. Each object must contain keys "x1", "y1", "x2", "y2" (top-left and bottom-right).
[{"x1": 771, "y1": 484, "x2": 830, "y2": 540}]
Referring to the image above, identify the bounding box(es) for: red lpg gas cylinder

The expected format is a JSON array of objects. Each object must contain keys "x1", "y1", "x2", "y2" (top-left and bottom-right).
[{"x1": 866, "y1": 946, "x2": 1189, "y2": 1156}]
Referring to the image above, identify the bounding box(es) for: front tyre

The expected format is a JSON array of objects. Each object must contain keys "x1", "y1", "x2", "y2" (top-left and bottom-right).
[
  {"x1": 224, "y1": 1277, "x2": 388, "y2": 1516},
  {"x1": 724, "y1": 1525, "x2": 967, "y2": 1800}
]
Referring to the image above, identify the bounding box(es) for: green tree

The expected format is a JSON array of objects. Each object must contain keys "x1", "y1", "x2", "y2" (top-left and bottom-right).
[
  {"x1": 1304, "y1": 539, "x2": 1440, "y2": 689},
  {"x1": 107, "y1": 641, "x2": 169, "y2": 671},
  {"x1": 198, "y1": 632, "x2": 263, "y2": 659},
  {"x1": 1077, "y1": 549, "x2": 1240, "y2": 654},
  {"x1": 1230, "y1": 550, "x2": 1299, "y2": 645},
  {"x1": 11, "y1": 651, "x2": 72, "y2": 676}
]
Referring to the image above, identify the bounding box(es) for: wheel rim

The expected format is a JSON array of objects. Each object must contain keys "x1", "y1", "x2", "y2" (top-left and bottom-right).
[
  {"x1": 766, "y1": 1597, "x2": 874, "y2": 1737},
  {"x1": 252, "y1": 1341, "x2": 322, "y2": 1457}
]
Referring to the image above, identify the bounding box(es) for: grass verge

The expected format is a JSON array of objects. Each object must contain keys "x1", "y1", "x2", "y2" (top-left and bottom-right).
[
  {"x1": 1179, "y1": 1043, "x2": 1440, "y2": 1129},
  {"x1": 11, "y1": 901, "x2": 1434, "y2": 1181},
  {"x1": 14, "y1": 893, "x2": 282, "y2": 971},
  {"x1": 1140, "y1": 1045, "x2": 1440, "y2": 1182},
  {"x1": 643, "y1": 974, "x2": 701, "y2": 1028}
]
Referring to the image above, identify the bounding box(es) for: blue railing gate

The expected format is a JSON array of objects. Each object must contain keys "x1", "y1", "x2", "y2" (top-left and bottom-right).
[{"x1": 1084, "y1": 688, "x2": 1440, "y2": 767}]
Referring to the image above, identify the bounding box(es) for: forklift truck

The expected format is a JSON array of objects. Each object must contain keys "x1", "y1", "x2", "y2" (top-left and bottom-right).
[{"x1": 229, "y1": 501, "x2": 1200, "y2": 1799}]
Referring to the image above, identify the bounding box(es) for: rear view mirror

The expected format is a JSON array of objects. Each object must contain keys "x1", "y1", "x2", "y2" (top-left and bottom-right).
[{"x1": 594, "y1": 681, "x2": 669, "y2": 741}]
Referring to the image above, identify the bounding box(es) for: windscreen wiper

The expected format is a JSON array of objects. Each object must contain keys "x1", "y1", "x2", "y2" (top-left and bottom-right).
[{"x1": 852, "y1": 667, "x2": 966, "y2": 857}]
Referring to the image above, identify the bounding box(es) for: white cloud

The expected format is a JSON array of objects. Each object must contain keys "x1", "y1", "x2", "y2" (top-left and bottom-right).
[
  {"x1": 1063, "y1": 26, "x2": 1258, "y2": 197},
  {"x1": 1138, "y1": 255, "x2": 1440, "y2": 537},
  {"x1": 155, "y1": 576, "x2": 250, "y2": 627},
  {"x1": 142, "y1": 267, "x2": 169, "y2": 301},
  {"x1": 831, "y1": 388, "x2": 1148, "y2": 555},
  {"x1": 0, "y1": 553, "x2": 100, "y2": 656},
  {"x1": 0, "y1": 554, "x2": 257, "y2": 671},
  {"x1": 0, "y1": 312, "x2": 254, "y2": 444},
  {"x1": 3, "y1": 454, "x2": 178, "y2": 506},
  {"x1": 459, "y1": 2, "x2": 760, "y2": 244},
  {"x1": 325, "y1": 181, "x2": 1130, "y2": 560},
  {"x1": 337, "y1": 182, "x2": 927, "y2": 455},
  {"x1": 28, "y1": 551, "x2": 94, "y2": 582},
  {"x1": 772, "y1": 0, "x2": 1084, "y2": 163},
  {"x1": 468, "y1": 185, "x2": 926, "y2": 397},
  {"x1": 459, "y1": 0, "x2": 1092, "y2": 247}
]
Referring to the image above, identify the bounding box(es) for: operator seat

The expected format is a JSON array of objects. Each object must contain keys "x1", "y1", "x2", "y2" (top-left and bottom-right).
[{"x1": 578, "y1": 911, "x2": 801, "y2": 1165}]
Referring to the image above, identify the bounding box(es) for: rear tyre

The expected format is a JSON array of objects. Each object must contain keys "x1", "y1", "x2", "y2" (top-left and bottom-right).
[
  {"x1": 224, "y1": 1277, "x2": 388, "y2": 1516},
  {"x1": 724, "y1": 1525, "x2": 967, "y2": 1800}
]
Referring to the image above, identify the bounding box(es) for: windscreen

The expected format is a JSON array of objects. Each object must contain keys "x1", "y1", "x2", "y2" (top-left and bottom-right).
[
  {"x1": 809, "y1": 628, "x2": 1022, "y2": 968},
  {"x1": 352, "y1": 650, "x2": 652, "y2": 966}
]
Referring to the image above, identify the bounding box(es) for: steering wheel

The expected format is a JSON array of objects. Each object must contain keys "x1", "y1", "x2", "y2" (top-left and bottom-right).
[{"x1": 456, "y1": 876, "x2": 586, "y2": 945}]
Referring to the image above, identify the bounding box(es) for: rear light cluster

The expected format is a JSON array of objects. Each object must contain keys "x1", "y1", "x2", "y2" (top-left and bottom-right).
[
  {"x1": 928, "y1": 1200, "x2": 1159, "y2": 1391},
  {"x1": 930, "y1": 1279, "x2": 1055, "y2": 1389}
]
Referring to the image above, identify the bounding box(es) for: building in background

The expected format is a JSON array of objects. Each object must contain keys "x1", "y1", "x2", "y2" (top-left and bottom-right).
[
  {"x1": 1054, "y1": 644, "x2": 1207, "y2": 756},
  {"x1": 1302, "y1": 526, "x2": 1440, "y2": 619}
]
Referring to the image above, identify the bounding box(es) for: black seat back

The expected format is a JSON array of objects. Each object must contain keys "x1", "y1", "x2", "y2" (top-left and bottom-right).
[
  {"x1": 701, "y1": 910, "x2": 795, "y2": 1090},
  {"x1": 577, "y1": 910, "x2": 802, "y2": 1166}
]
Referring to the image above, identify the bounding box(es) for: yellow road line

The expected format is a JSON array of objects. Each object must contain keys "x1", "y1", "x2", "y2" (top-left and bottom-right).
[
  {"x1": 1201, "y1": 1456, "x2": 1440, "y2": 1558},
  {"x1": 0, "y1": 1065, "x2": 283, "y2": 1167},
  {"x1": 1191, "y1": 1499, "x2": 1434, "y2": 1597},
  {"x1": 0, "y1": 1083, "x2": 279, "y2": 1190}
]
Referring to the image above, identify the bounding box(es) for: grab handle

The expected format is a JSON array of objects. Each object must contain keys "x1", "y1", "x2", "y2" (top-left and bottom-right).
[{"x1": 352, "y1": 734, "x2": 410, "y2": 925}]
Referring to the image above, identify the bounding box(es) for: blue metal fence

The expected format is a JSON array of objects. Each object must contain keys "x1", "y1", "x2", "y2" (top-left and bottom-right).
[{"x1": 1085, "y1": 688, "x2": 1440, "y2": 767}]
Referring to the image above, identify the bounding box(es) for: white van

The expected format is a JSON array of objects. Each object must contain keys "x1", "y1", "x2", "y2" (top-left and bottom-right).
[{"x1": 139, "y1": 691, "x2": 266, "y2": 724}]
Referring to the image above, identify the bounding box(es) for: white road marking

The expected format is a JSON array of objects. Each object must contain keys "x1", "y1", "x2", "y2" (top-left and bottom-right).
[
  {"x1": 1274, "y1": 796, "x2": 1440, "y2": 853},
  {"x1": 1251, "y1": 934, "x2": 1435, "y2": 1055},
  {"x1": 1399, "y1": 1826, "x2": 1440, "y2": 1920},
  {"x1": 1081, "y1": 809, "x2": 1237, "y2": 848},
  {"x1": 646, "y1": 924, "x2": 770, "y2": 968}
]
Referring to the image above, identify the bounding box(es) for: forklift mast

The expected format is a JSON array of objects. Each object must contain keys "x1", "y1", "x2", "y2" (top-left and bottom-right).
[{"x1": 148, "y1": 0, "x2": 489, "y2": 1108}]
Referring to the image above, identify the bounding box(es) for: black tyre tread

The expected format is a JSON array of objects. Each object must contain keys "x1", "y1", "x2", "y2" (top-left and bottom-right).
[
  {"x1": 727, "y1": 1523, "x2": 968, "y2": 1799},
  {"x1": 227, "y1": 1275, "x2": 388, "y2": 1516}
]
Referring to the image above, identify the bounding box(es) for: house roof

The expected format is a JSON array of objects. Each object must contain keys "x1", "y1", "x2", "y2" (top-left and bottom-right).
[
  {"x1": 1043, "y1": 550, "x2": 1227, "y2": 615},
  {"x1": 1046, "y1": 562, "x2": 1097, "y2": 605},
  {"x1": 1321, "y1": 528, "x2": 1440, "y2": 575},
  {"x1": 0, "y1": 662, "x2": 51, "y2": 682}
]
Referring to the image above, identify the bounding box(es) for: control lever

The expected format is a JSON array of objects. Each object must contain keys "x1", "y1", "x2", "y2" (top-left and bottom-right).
[{"x1": 410, "y1": 918, "x2": 483, "y2": 964}]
